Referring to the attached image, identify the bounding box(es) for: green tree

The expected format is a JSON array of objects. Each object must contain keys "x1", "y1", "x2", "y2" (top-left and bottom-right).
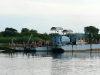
[
  {"x1": 30, "y1": 29, "x2": 38, "y2": 33},
  {"x1": 5, "y1": 27, "x2": 17, "y2": 32},
  {"x1": 20, "y1": 28, "x2": 31, "y2": 36},
  {"x1": 0, "y1": 32, "x2": 3, "y2": 37},
  {"x1": 84, "y1": 26, "x2": 99, "y2": 43},
  {"x1": 84, "y1": 26, "x2": 99, "y2": 34},
  {"x1": 84, "y1": 26, "x2": 99, "y2": 38},
  {"x1": 21, "y1": 28, "x2": 30, "y2": 33},
  {"x1": 29, "y1": 29, "x2": 38, "y2": 37},
  {"x1": 2, "y1": 27, "x2": 19, "y2": 37}
]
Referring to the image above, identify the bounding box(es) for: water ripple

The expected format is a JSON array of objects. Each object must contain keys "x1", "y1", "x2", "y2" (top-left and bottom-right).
[{"x1": 0, "y1": 52, "x2": 100, "y2": 75}]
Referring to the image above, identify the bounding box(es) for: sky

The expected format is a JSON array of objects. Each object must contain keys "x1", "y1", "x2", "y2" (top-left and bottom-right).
[{"x1": 0, "y1": 0, "x2": 100, "y2": 34}]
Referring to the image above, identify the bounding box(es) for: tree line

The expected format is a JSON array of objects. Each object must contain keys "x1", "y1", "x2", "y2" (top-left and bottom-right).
[
  {"x1": 0, "y1": 27, "x2": 57, "y2": 43},
  {"x1": 0, "y1": 26, "x2": 100, "y2": 43},
  {"x1": 84, "y1": 26, "x2": 100, "y2": 39}
]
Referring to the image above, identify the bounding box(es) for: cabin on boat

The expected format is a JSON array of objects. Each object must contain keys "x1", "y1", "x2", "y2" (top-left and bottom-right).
[
  {"x1": 51, "y1": 27, "x2": 72, "y2": 45},
  {"x1": 76, "y1": 38, "x2": 87, "y2": 44},
  {"x1": 50, "y1": 27, "x2": 91, "y2": 45},
  {"x1": 70, "y1": 33, "x2": 86, "y2": 44}
]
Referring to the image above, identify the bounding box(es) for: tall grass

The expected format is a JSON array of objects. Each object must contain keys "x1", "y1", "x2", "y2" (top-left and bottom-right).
[
  {"x1": 0, "y1": 37, "x2": 12, "y2": 43},
  {"x1": 0, "y1": 36, "x2": 43, "y2": 43}
]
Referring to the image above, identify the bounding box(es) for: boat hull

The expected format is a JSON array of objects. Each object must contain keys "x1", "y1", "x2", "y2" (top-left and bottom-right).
[
  {"x1": 8, "y1": 44, "x2": 100, "y2": 52},
  {"x1": 52, "y1": 48, "x2": 64, "y2": 53},
  {"x1": 9, "y1": 46, "x2": 52, "y2": 52}
]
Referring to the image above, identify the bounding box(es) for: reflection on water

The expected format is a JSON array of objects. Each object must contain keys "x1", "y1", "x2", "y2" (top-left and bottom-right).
[{"x1": 0, "y1": 51, "x2": 100, "y2": 75}]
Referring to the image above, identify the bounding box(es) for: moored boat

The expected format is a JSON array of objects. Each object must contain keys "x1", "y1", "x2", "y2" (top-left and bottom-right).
[{"x1": 8, "y1": 27, "x2": 100, "y2": 52}]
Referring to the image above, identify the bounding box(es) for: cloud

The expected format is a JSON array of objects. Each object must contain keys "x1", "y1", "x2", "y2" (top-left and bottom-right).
[
  {"x1": 0, "y1": 0, "x2": 100, "y2": 33},
  {"x1": 0, "y1": 0, "x2": 100, "y2": 16}
]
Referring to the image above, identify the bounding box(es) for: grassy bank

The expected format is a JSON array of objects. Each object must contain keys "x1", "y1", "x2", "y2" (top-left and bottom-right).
[
  {"x1": 0, "y1": 36, "x2": 45, "y2": 50},
  {"x1": 0, "y1": 36, "x2": 43, "y2": 43},
  {"x1": 0, "y1": 43, "x2": 8, "y2": 50}
]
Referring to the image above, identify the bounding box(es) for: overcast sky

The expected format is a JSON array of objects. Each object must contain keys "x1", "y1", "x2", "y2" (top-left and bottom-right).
[{"x1": 0, "y1": 0, "x2": 100, "y2": 33}]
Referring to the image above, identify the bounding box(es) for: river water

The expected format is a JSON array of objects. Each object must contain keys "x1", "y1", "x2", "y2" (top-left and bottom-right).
[{"x1": 0, "y1": 51, "x2": 100, "y2": 75}]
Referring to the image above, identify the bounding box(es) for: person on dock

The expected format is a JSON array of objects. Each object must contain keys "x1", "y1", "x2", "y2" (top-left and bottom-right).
[
  {"x1": 45, "y1": 40, "x2": 49, "y2": 46},
  {"x1": 22, "y1": 42, "x2": 25, "y2": 47},
  {"x1": 15, "y1": 42, "x2": 18, "y2": 47},
  {"x1": 37, "y1": 41, "x2": 42, "y2": 47},
  {"x1": 42, "y1": 41, "x2": 45, "y2": 46},
  {"x1": 31, "y1": 41, "x2": 37, "y2": 47},
  {"x1": 8, "y1": 42, "x2": 11, "y2": 48}
]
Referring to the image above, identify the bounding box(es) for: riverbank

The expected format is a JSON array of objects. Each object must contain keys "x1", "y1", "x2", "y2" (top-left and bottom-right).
[{"x1": 0, "y1": 43, "x2": 8, "y2": 50}]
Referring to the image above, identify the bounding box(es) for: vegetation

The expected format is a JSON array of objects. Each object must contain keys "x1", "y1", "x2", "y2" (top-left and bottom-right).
[
  {"x1": 0, "y1": 27, "x2": 53, "y2": 43},
  {"x1": 84, "y1": 26, "x2": 100, "y2": 39},
  {"x1": 0, "y1": 26, "x2": 100, "y2": 43}
]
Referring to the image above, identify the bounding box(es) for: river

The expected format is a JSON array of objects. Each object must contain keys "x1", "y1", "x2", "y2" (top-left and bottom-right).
[{"x1": 0, "y1": 51, "x2": 100, "y2": 75}]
